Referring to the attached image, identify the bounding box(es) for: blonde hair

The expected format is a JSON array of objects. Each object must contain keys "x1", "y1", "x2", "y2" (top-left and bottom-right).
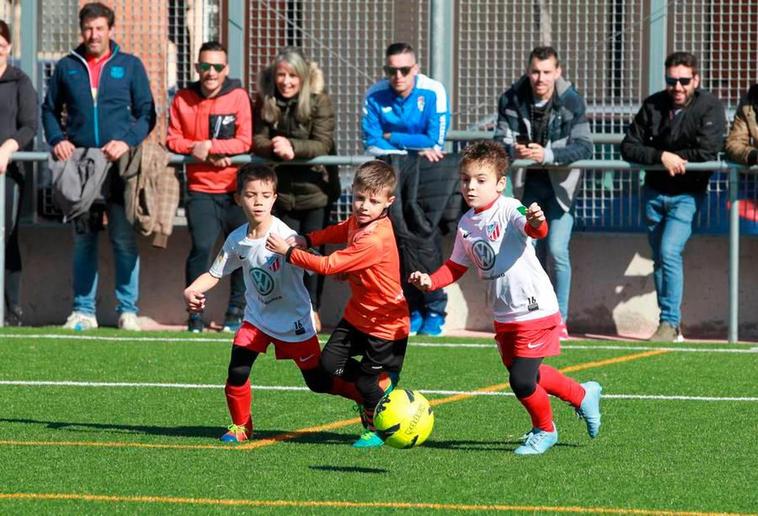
[{"x1": 259, "y1": 47, "x2": 313, "y2": 124}]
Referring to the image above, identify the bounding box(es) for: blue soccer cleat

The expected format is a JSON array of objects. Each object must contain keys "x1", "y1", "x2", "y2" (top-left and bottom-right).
[
  {"x1": 409, "y1": 311, "x2": 424, "y2": 336},
  {"x1": 418, "y1": 312, "x2": 445, "y2": 337},
  {"x1": 219, "y1": 422, "x2": 252, "y2": 443},
  {"x1": 576, "y1": 381, "x2": 603, "y2": 438},
  {"x1": 353, "y1": 429, "x2": 384, "y2": 448},
  {"x1": 514, "y1": 425, "x2": 558, "y2": 455}
]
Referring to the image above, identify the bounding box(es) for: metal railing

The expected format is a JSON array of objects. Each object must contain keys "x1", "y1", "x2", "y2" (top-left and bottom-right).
[{"x1": 1, "y1": 149, "x2": 751, "y2": 343}]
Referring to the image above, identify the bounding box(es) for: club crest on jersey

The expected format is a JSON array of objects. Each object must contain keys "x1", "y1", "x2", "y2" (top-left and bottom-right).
[
  {"x1": 472, "y1": 240, "x2": 496, "y2": 270},
  {"x1": 264, "y1": 255, "x2": 280, "y2": 272},
  {"x1": 250, "y1": 267, "x2": 274, "y2": 296},
  {"x1": 417, "y1": 95, "x2": 425, "y2": 111},
  {"x1": 486, "y1": 222, "x2": 501, "y2": 241}
]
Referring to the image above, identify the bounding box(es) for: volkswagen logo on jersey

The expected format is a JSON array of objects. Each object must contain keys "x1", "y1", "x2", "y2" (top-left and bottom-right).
[
  {"x1": 417, "y1": 95, "x2": 425, "y2": 111},
  {"x1": 250, "y1": 267, "x2": 274, "y2": 296},
  {"x1": 472, "y1": 240, "x2": 496, "y2": 270},
  {"x1": 264, "y1": 255, "x2": 280, "y2": 272},
  {"x1": 486, "y1": 222, "x2": 501, "y2": 241}
]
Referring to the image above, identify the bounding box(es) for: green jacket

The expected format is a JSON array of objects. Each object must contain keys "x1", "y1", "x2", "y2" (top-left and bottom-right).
[{"x1": 253, "y1": 63, "x2": 338, "y2": 211}]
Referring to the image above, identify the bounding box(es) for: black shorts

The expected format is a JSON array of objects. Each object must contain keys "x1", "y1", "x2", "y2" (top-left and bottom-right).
[{"x1": 324, "y1": 319, "x2": 408, "y2": 374}]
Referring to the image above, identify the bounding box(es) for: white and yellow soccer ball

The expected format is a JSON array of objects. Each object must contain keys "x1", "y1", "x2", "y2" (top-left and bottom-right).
[{"x1": 373, "y1": 389, "x2": 434, "y2": 449}]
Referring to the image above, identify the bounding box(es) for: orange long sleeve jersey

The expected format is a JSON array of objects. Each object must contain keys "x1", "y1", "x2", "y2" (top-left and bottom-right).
[{"x1": 287, "y1": 215, "x2": 410, "y2": 340}]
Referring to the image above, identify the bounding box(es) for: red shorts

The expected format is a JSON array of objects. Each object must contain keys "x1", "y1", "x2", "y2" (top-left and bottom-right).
[
  {"x1": 494, "y1": 313, "x2": 562, "y2": 366},
  {"x1": 233, "y1": 321, "x2": 321, "y2": 369}
]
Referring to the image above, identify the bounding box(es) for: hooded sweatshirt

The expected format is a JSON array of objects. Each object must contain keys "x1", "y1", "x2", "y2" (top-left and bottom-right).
[
  {"x1": 166, "y1": 77, "x2": 253, "y2": 194},
  {"x1": 0, "y1": 65, "x2": 38, "y2": 179}
]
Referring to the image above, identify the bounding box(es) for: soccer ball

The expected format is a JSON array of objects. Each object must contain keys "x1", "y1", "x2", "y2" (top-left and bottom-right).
[{"x1": 373, "y1": 389, "x2": 434, "y2": 449}]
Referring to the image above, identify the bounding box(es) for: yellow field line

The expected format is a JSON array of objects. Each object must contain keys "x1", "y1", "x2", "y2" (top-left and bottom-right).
[
  {"x1": 241, "y1": 348, "x2": 671, "y2": 448},
  {"x1": 2, "y1": 349, "x2": 670, "y2": 452},
  {"x1": 0, "y1": 492, "x2": 748, "y2": 515}
]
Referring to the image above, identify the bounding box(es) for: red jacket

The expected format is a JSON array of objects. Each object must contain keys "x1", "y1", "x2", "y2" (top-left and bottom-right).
[{"x1": 166, "y1": 78, "x2": 252, "y2": 193}]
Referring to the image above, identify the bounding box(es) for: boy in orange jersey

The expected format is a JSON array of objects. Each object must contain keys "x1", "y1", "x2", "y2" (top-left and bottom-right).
[
  {"x1": 267, "y1": 160, "x2": 409, "y2": 448},
  {"x1": 409, "y1": 141, "x2": 601, "y2": 455}
]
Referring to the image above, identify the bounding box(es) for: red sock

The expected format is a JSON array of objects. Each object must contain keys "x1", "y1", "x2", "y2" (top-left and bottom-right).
[
  {"x1": 224, "y1": 380, "x2": 252, "y2": 430},
  {"x1": 517, "y1": 385, "x2": 554, "y2": 432},
  {"x1": 330, "y1": 377, "x2": 363, "y2": 404},
  {"x1": 538, "y1": 364, "x2": 585, "y2": 408}
]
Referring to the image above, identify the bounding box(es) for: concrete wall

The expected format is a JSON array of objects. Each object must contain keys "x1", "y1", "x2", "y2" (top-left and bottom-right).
[{"x1": 16, "y1": 225, "x2": 758, "y2": 340}]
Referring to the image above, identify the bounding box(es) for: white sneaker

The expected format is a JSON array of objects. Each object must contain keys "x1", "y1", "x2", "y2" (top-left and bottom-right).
[
  {"x1": 63, "y1": 311, "x2": 98, "y2": 331},
  {"x1": 118, "y1": 312, "x2": 141, "y2": 331}
]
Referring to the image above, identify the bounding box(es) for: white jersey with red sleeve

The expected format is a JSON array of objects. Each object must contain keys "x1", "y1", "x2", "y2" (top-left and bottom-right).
[
  {"x1": 449, "y1": 195, "x2": 559, "y2": 323},
  {"x1": 209, "y1": 217, "x2": 315, "y2": 342}
]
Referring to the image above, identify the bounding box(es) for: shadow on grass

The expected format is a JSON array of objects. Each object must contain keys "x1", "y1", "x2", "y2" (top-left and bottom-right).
[
  {"x1": 309, "y1": 465, "x2": 388, "y2": 474},
  {"x1": 421, "y1": 437, "x2": 580, "y2": 451},
  {"x1": 0, "y1": 417, "x2": 356, "y2": 444}
]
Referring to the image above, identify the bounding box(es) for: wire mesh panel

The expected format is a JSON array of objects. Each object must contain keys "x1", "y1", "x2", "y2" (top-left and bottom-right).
[
  {"x1": 672, "y1": 0, "x2": 758, "y2": 110},
  {"x1": 246, "y1": 0, "x2": 428, "y2": 221}
]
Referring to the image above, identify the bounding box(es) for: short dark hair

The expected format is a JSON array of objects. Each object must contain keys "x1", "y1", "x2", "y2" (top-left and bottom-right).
[
  {"x1": 236, "y1": 163, "x2": 278, "y2": 195},
  {"x1": 385, "y1": 42, "x2": 416, "y2": 60},
  {"x1": 460, "y1": 140, "x2": 509, "y2": 179},
  {"x1": 0, "y1": 20, "x2": 10, "y2": 45},
  {"x1": 199, "y1": 41, "x2": 227, "y2": 56},
  {"x1": 353, "y1": 160, "x2": 397, "y2": 195},
  {"x1": 79, "y1": 2, "x2": 115, "y2": 29},
  {"x1": 528, "y1": 46, "x2": 560, "y2": 67},
  {"x1": 665, "y1": 51, "x2": 698, "y2": 75}
]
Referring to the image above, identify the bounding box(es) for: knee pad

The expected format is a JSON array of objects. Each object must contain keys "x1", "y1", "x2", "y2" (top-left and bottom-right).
[
  {"x1": 301, "y1": 367, "x2": 331, "y2": 393},
  {"x1": 509, "y1": 374, "x2": 537, "y2": 399},
  {"x1": 227, "y1": 364, "x2": 252, "y2": 387}
]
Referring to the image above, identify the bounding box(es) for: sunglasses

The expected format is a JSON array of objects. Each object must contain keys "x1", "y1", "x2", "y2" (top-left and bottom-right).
[
  {"x1": 383, "y1": 65, "x2": 413, "y2": 77},
  {"x1": 665, "y1": 76, "x2": 693, "y2": 87},
  {"x1": 198, "y1": 62, "x2": 225, "y2": 73}
]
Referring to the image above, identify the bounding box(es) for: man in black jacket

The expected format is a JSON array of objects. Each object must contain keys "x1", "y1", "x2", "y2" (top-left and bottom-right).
[{"x1": 620, "y1": 52, "x2": 726, "y2": 342}]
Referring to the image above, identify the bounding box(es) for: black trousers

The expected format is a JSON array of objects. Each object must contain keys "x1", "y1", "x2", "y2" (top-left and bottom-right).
[
  {"x1": 4, "y1": 172, "x2": 24, "y2": 309},
  {"x1": 185, "y1": 190, "x2": 247, "y2": 312}
]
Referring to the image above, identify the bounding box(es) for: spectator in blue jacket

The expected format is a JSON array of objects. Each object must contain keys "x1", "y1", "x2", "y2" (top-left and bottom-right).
[
  {"x1": 42, "y1": 2, "x2": 156, "y2": 331},
  {"x1": 362, "y1": 42, "x2": 449, "y2": 163},
  {"x1": 494, "y1": 46, "x2": 593, "y2": 339},
  {"x1": 361, "y1": 42, "x2": 451, "y2": 336}
]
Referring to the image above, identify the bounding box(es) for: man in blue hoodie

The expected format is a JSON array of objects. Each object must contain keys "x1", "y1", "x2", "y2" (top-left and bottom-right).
[{"x1": 42, "y1": 2, "x2": 156, "y2": 331}]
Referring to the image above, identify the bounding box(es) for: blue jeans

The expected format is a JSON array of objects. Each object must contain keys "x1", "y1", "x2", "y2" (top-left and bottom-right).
[
  {"x1": 72, "y1": 202, "x2": 139, "y2": 315},
  {"x1": 644, "y1": 186, "x2": 701, "y2": 327},
  {"x1": 522, "y1": 177, "x2": 574, "y2": 322}
]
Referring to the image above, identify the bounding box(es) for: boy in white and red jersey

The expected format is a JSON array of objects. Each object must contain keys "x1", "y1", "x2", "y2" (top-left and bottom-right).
[
  {"x1": 267, "y1": 160, "x2": 409, "y2": 448},
  {"x1": 409, "y1": 140, "x2": 602, "y2": 455},
  {"x1": 184, "y1": 164, "x2": 361, "y2": 443}
]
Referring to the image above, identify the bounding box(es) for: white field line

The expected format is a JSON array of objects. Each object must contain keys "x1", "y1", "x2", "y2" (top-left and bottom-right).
[
  {"x1": 0, "y1": 380, "x2": 756, "y2": 402},
  {"x1": 1, "y1": 333, "x2": 757, "y2": 353}
]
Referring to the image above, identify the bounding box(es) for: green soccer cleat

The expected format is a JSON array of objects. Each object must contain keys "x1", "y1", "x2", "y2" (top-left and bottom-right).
[
  {"x1": 353, "y1": 429, "x2": 384, "y2": 448},
  {"x1": 514, "y1": 425, "x2": 558, "y2": 455}
]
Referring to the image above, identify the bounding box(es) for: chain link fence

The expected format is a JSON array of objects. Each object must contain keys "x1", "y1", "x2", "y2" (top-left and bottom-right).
[{"x1": 3, "y1": 0, "x2": 757, "y2": 231}]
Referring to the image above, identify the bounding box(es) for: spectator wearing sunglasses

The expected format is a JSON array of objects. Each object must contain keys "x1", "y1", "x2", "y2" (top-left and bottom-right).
[
  {"x1": 167, "y1": 40, "x2": 253, "y2": 333},
  {"x1": 621, "y1": 51, "x2": 726, "y2": 342},
  {"x1": 494, "y1": 46, "x2": 593, "y2": 340},
  {"x1": 362, "y1": 42, "x2": 450, "y2": 163},
  {"x1": 361, "y1": 42, "x2": 453, "y2": 336}
]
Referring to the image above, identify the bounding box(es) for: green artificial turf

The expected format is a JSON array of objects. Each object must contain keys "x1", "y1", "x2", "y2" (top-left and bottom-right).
[{"x1": 0, "y1": 328, "x2": 755, "y2": 515}]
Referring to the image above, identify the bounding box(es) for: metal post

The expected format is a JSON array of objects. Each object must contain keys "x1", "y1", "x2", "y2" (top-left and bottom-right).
[
  {"x1": 728, "y1": 166, "x2": 740, "y2": 343},
  {"x1": 429, "y1": 0, "x2": 455, "y2": 151},
  {"x1": 20, "y1": 0, "x2": 38, "y2": 87},
  {"x1": 226, "y1": 0, "x2": 245, "y2": 81},
  {"x1": 648, "y1": 0, "x2": 667, "y2": 95}
]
